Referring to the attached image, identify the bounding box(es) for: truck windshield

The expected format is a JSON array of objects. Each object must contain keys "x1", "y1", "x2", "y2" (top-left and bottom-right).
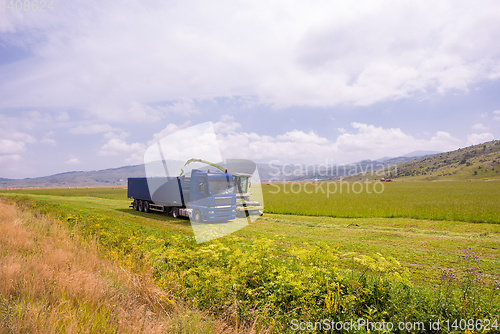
[{"x1": 208, "y1": 178, "x2": 235, "y2": 195}]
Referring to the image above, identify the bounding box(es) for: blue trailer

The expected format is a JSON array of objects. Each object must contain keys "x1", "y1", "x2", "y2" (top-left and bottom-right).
[{"x1": 128, "y1": 169, "x2": 237, "y2": 223}]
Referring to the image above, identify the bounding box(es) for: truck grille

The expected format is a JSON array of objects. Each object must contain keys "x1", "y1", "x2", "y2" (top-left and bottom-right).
[{"x1": 215, "y1": 197, "x2": 233, "y2": 205}]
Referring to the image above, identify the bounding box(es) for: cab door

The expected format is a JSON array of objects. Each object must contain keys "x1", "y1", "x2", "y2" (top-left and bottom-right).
[{"x1": 190, "y1": 175, "x2": 209, "y2": 204}]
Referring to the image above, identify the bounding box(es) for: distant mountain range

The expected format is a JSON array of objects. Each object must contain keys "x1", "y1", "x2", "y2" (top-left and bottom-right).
[
  {"x1": 375, "y1": 150, "x2": 441, "y2": 162},
  {"x1": 0, "y1": 149, "x2": 449, "y2": 188},
  {"x1": 400, "y1": 150, "x2": 442, "y2": 158},
  {"x1": 346, "y1": 140, "x2": 500, "y2": 181},
  {"x1": 0, "y1": 165, "x2": 145, "y2": 189}
]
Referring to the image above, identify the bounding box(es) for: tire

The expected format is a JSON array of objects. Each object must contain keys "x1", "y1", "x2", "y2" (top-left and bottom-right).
[
  {"x1": 133, "y1": 200, "x2": 138, "y2": 211},
  {"x1": 143, "y1": 201, "x2": 150, "y2": 213},
  {"x1": 193, "y1": 209, "x2": 202, "y2": 223},
  {"x1": 138, "y1": 200, "x2": 144, "y2": 212},
  {"x1": 172, "y1": 207, "x2": 179, "y2": 218}
]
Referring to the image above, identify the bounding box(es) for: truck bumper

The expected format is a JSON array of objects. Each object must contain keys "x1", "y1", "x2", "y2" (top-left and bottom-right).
[
  {"x1": 204, "y1": 214, "x2": 237, "y2": 222},
  {"x1": 204, "y1": 206, "x2": 237, "y2": 222}
]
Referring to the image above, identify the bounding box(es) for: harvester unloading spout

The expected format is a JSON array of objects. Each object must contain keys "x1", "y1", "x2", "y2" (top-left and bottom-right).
[{"x1": 179, "y1": 158, "x2": 226, "y2": 176}]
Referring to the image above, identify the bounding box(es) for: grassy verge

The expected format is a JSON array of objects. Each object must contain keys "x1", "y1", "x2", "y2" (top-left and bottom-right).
[
  {"x1": 1, "y1": 191, "x2": 499, "y2": 333},
  {"x1": 0, "y1": 199, "x2": 249, "y2": 334}
]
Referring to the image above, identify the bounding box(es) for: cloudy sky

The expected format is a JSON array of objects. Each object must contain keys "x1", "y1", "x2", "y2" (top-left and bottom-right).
[{"x1": 1, "y1": 0, "x2": 499, "y2": 179}]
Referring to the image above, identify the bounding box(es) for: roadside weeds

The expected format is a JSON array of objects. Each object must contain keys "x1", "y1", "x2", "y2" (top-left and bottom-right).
[{"x1": 0, "y1": 200, "x2": 257, "y2": 334}]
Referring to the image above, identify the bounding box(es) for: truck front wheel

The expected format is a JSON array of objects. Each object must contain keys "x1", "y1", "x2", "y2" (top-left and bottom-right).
[
  {"x1": 172, "y1": 207, "x2": 179, "y2": 218},
  {"x1": 193, "y1": 209, "x2": 202, "y2": 223},
  {"x1": 133, "y1": 200, "x2": 138, "y2": 211}
]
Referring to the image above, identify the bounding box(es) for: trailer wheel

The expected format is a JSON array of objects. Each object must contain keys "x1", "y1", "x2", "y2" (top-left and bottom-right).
[
  {"x1": 143, "y1": 201, "x2": 150, "y2": 213},
  {"x1": 138, "y1": 200, "x2": 144, "y2": 212},
  {"x1": 133, "y1": 200, "x2": 138, "y2": 211},
  {"x1": 193, "y1": 209, "x2": 202, "y2": 223},
  {"x1": 172, "y1": 207, "x2": 179, "y2": 218}
]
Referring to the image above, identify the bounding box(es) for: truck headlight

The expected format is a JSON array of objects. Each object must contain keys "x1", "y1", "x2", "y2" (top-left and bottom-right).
[{"x1": 208, "y1": 210, "x2": 214, "y2": 214}]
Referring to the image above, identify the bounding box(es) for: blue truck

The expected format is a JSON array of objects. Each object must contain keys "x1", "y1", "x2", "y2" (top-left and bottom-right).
[{"x1": 128, "y1": 169, "x2": 237, "y2": 223}]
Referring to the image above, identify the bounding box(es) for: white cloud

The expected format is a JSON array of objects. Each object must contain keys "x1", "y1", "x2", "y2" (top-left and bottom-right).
[
  {"x1": 98, "y1": 137, "x2": 146, "y2": 156},
  {"x1": 0, "y1": 154, "x2": 22, "y2": 163},
  {"x1": 0, "y1": 139, "x2": 26, "y2": 155},
  {"x1": 335, "y1": 123, "x2": 413, "y2": 152},
  {"x1": 117, "y1": 117, "x2": 472, "y2": 170},
  {"x1": 213, "y1": 115, "x2": 241, "y2": 134},
  {"x1": 333, "y1": 126, "x2": 460, "y2": 161},
  {"x1": 123, "y1": 120, "x2": 212, "y2": 165},
  {"x1": 472, "y1": 123, "x2": 488, "y2": 131},
  {"x1": 5, "y1": 132, "x2": 36, "y2": 144},
  {"x1": 427, "y1": 131, "x2": 463, "y2": 150},
  {"x1": 1, "y1": 0, "x2": 500, "y2": 111},
  {"x1": 86, "y1": 101, "x2": 198, "y2": 123},
  {"x1": 40, "y1": 131, "x2": 57, "y2": 145},
  {"x1": 467, "y1": 133, "x2": 494, "y2": 145},
  {"x1": 94, "y1": 125, "x2": 176, "y2": 165},
  {"x1": 494, "y1": 110, "x2": 500, "y2": 121},
  {"x1": 212, "y1": 117, "x2": 462, "y2": 164},
  {"x1": 148, "y1": 121, "x2": 193, "y2": 145},
  {"x1": 68, "y1": 124, "x2": 121, "y2": 134},
  {"x1": 125, "y1": 153, "x2": 144, "y2": 165},
  {"x1": 19, "y1": 111, "x2": 56, "y2": 130},
  {"x1": 57, "y1": 112, "x2": 70, "y2": 121},
  {"x1": 103, "y1": 131, "x2": 129, "y2": 140},
  {"x1": 65, "y1": 158, "x2": 81, "y2": 165},
  {"x1": 277, "y1": 130, "x2": 329, "y2": 145},
  {"x1": 161, "y1": 100, "x2": 199, "y2": 116},
  {"x1": 0, "y1": 115, "x2": 37, "y2": 144}
]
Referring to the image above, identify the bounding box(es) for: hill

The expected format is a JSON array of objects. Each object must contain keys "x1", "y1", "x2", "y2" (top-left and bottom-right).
[
  {"x1": 346, "y1": 140, "x2": 500, "y2": 181},
  {"x1": 0, "y1": 165, "x2": 146, "y2": 189}
]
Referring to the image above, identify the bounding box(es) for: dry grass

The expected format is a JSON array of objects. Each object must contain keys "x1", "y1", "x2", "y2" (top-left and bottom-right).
[{"x1": 0, "y1": 201, "x2": 253, "y2": 334}]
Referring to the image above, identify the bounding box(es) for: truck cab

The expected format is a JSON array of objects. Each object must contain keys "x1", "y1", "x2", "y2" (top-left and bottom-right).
[{"x1": 184, "y1": 169, "x2": 237, "y2": 222}]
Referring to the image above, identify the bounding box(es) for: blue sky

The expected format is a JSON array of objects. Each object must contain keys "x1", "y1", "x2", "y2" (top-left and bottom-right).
[{"x1": 1, "y1": 0, "x2": 499, "y2": 179}]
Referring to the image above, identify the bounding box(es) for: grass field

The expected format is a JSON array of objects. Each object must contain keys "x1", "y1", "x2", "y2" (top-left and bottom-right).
[
  {"x1": 1, "y1": 181, "x2": 499, "y2": 332},
  {"x1": 263, "y1": 180, "x2": 500, "y2": 223},
  {"x1": 8, "y1": 181, "x2": 500, "y2": 223}
]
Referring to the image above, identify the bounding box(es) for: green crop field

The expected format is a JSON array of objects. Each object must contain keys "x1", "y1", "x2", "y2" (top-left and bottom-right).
[
  {"x1": 263, "y1": 180, "x2": 500, "y2": 223},
  {"x1": 1, "y1": 181, "x2": 499, "y2": 333},
  {"x1": 4, "y1": 186, "x2": 128, "y2": 200}
]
